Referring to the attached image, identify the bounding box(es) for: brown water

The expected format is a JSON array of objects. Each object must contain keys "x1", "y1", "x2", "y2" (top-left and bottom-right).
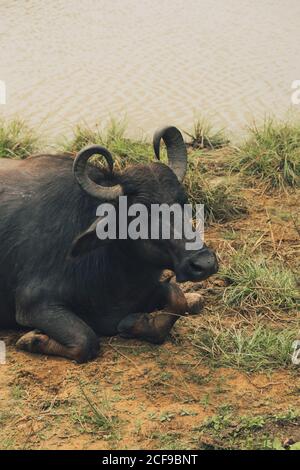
[{"x1": 1, "y1": 0, "x2": 300, "y2": 140}]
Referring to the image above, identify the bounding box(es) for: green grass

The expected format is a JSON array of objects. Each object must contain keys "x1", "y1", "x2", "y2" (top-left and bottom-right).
[
  {"x1": 61, "y1": 119, "x2": 246, "y2": 223},
  {"x1": 11, "y1": 384, "x2": 25, "y2": 400},
  {"x1": 220, "y1": 252, "x2": 299, "y2": 311},
  {"x1": 232, "y1": 118, "x2": 300, "y2": 188},
  {"x1": 0, "y1": 119, "x2": 39, "y2": 159},
  {"x1": 2, "y1": 116, "x2": 299, "y2": 194},
  {"x1": 191, "y1": 320, "x2": 298, "y2": 371},
  {"x1": 150, "y1": 431, "x2": 190, "y2": 450},
  {"x1": 74, "y1": 380, "x2": 121, "y2": 440},
  {"x1": 1, "y1": 116, "x2": 299, "y2": 227},
  {"x1": 185, "y1": 116, "x2": 230, "y2": 150},
  {"x1": 185, "y1": 150, "x2": 247, "y2": 222},
  {"x1": 60, "y1": 118, "x2": 153, "y2": 169},
  {"x1": 0, "y1": 411, "x2": 13, "y2": 425},
  {"x1": 197, "y1": 407, "x2": 300, "y2": 450}
]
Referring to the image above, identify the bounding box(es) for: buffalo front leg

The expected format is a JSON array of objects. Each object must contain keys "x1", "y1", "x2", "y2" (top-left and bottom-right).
[
  {"x1": 16, "y1": 303, "x2": 99, "y2": 363},
  {"x1": 117, "y1": 283, "x2": 196, "y2": 344}
]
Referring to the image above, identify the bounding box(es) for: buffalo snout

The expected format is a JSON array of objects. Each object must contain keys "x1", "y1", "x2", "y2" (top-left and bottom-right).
[{"x1": 175, "y1": 247, "x2": 218, "y2": 283}]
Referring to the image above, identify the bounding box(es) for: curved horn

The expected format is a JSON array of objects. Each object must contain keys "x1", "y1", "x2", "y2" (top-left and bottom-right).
[
  {"x1": 73, "y1": 145, "x2": 123, "y2": 200},
  {"x1": 153, "y1": 126, "x2": 187, "y2": 181}
]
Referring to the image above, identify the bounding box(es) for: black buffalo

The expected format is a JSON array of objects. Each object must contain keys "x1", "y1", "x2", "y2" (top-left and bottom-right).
[{"x1": 0, "y1": 126, "x2": 218, "y2": 362}]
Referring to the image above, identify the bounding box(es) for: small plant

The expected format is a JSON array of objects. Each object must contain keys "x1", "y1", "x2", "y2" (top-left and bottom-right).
[
  {"x1": 272, "y1": 438, "x2": 300, "y2": 450},
  {"x1": 187, "y1": 372, "x2": 210, "y2": 386},
  {"x1": 239, "y1": 415, "x2": 266, "y2": 430},
  {"x1": 150, "y1": 431, "x2": 188, "y2": 450},
  {"x1": 198, "y1": 410, "x2": 300, "y2": 450},
  {"x1": 232, "y1": 118, "x2": 300, "y2": 188},
  {"x1": 11, "y1": 385, "x2": 25, "y2": 400},
  {"x1": 185, "y1": 117, "x2": 229, "y2": 150},
  {"x1": 159, "y1": 412, "x2": 176, "y2": 422},
  {"x1": 201, "y1": 409, "x2": 233, "y2": 431},
  {"x1": 273, "y1": 409, "x2": 299, "y2": 424},
  {"x1": 0, "y1": 119, "x2": 39, "y2": 159},
  {"x1": 76, "y1": 380, "x2": 120, "y2": 437},
  {"x1": 179, "y1": 409, "x2": 198, "y2": 417}
]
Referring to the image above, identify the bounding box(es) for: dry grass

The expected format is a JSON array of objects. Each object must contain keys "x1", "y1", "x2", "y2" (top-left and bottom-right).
[
  {"x1": 60, "y1": 118, "x2": 153, "y2": 168},
  {"x1": 220, "y1": 251, "x2": 299, "y2": 312},
  {"x1": 191, "y1": 318, "x2": 298, "y2": 371},
  {"x1": 232, "y1": 118, "x2": 300, "y2": 189},
  {"x1": 0, "y1": 119, "x2": 39, "y2": 159},
  {"x1": 185, "y1": 116, "x2": 230, "y2": 150}
]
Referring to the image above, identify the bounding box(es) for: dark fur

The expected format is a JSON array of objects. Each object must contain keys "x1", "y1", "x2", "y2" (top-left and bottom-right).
[{"x1": 0, "y1": 154, "x2": 217, "y2": 361}]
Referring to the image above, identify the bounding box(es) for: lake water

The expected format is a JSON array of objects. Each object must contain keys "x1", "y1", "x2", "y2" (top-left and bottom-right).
[{"x1": 1, "y1": 0, "x2": 300, "y2": 141}]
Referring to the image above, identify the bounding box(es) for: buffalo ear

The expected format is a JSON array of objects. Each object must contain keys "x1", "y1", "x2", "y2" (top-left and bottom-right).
[{"x1": 70, "y1": 218, "x2": 112, "y2": 258}]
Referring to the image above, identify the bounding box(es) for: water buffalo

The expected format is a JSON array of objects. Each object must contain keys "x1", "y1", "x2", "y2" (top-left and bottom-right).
[{"x1": 0, "y1": 126, "x2": 218, "y2": 362}]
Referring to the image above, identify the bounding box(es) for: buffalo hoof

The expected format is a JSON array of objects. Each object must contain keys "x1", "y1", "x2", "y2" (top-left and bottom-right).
[
  {"x1": 117, "y1": 312, "x2": 171, "y2": 345},
  {"x1": 16, "y1": 329, "x2": 100, "y2": 363},
  {"x1": 184, "y1": 293, "x2": 204, "y2": 315},
  {"x1": 16, "y1": 330, "x2": 49, "y2": 353}
]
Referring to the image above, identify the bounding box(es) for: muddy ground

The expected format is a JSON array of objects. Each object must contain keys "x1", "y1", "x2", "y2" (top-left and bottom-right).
[{"x1": 0, "y1": 161, "x2": 299, "y2": 450}]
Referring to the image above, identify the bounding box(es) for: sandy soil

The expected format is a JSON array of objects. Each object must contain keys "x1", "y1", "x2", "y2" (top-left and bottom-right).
[{"x1": 0, "y1": 335, "x2": 299, "y2": 450}]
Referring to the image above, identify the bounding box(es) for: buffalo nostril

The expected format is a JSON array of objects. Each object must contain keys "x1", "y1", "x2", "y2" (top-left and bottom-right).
[
  {"x1": 189, "y1": 256, "x2": 217, "y2": 273},
  {"x1": 189, "y1": 260, "x2": 204, "y2": 271},
  {"x1": 176, "y1": 253, "x2": 218, "y2": 283}
]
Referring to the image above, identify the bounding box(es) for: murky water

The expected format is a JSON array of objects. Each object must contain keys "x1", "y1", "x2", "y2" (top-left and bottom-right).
[{"x1": 0, "y1": 0, "x2": 300, "y2": 140}]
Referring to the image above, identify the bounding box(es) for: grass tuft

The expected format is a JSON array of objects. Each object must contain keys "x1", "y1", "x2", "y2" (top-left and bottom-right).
[
  {"x1": 0, "y1": 119, "x2": 39, "y2": 159},
  {"x1": 60, "y1": 118, "x2": 153, "y2": 169},
  {"x1": 192, "y1": 320, "x2": 298, "y2": 371},
  {"x1": 185, "y1": 155, "x2": 248, "y2": 222},
  {"x1": 220, "y1": 252, "x2": 299, "y2": 311},
  {"x1": 63, "y1": 119, "x2": 246, "y2": 223},
  {"x1": 232, "y1": 118, "x2": 300, "y2": 188},
  {"x1": 74, "y1": 380, "x2": 121, "y2": 439},
  {"x1": 185, "y1": 116, "x2": 230, "y2": 150}
]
